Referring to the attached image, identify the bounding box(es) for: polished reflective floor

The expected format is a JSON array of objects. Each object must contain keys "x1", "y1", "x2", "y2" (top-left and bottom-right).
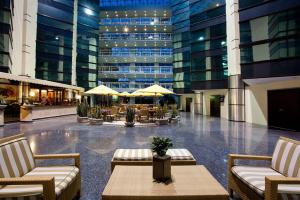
[{"x1": 0, "y1": 113, "x2": 299, "y2": 200}]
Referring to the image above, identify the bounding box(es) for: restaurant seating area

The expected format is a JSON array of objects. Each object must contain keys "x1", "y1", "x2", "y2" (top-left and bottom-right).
[{"x1": 0, "y1": 114, "x2": 299, "y2": 200}]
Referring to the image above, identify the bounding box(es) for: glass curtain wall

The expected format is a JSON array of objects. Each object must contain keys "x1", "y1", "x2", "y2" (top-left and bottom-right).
[
  {"x1": 190, "y1": 0, "x2": 228, "y2": 89},
  {"x1": 172, "y1": 0, "x2": 191, "y2": 93},
  {"x1": 76, "y1": 0, "x2": 99, "y2": 90},
  {"x1": 0, "y1": 0, "x2": 12, "y2": 73},
  {"x1": 36, "y1": 0, "x2": 74, "y2": 84}
]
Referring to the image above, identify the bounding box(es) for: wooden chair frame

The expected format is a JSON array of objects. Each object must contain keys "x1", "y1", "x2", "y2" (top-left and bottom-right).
[
  {"x1": 228, "y1": 137, "x2": 300, "y2": 200},
  {"x1": 0, "y1": 134, "x2": 81, "y2": 200}
]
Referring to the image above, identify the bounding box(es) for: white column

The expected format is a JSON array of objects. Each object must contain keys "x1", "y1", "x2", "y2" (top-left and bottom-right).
[
  {"x1": 71, "y1": 0, "x2": 78, "y2": 86},
  {"x1": 194, "y1": 91, "x2": 203, "y2": 115},
  {"x1": 22, "y1": 0, "x2": 38, "y2": 77},
  {"x1": 226, "y1": 0, "x2": 245, "y2": 122}
]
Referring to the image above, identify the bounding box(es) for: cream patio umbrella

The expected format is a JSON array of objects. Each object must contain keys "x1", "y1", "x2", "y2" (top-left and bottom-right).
[
  {"x1": 141, "y1": 84, "x2": 174, "y2": 95},
  {"x1": 119, "y1": 91, "x2": 132, "y2": 97},
  {"x1": 84, "y1": 85, "x2": 119, "y2": 106},
  {"x1": 84, "y1": 85, "x2": 119, "y2": 95},
  {"x1": 131, "y1": 90, "x2": 163, "y2": 97},
  {"x1": 140, "y1": 84, "x2": 174, "y2": 104}
]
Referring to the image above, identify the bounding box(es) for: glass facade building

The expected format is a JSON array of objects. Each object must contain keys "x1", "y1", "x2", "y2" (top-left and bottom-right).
[
  {"x1": 98, "y1": 1, "x2": 173, "y2": 92},
  {"x1": 172, "y1": 0, "x2": 191, "y2": 94},
  {"x1": 190, "y1": 0, "x2": 228, "y2": 90},
  {"x1": 239, "y1": 0, "x2": 300, "y2": 79},
  {"x1": 76, "y1": 0, "x2": 99, "y2": 89},
  {"x1": 0, "y1": 0, "x2": 13, "y2": 73},
  {"x1": 36, "y1": 0, "x2": 74, "y2": 85}
]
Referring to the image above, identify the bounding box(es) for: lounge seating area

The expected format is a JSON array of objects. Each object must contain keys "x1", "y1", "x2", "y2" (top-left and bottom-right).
[
  {"x1": 0, "y1": 134, "x2": 81, "y2": 200},
  {"x1": 228, "y1": 137, "x2": 300, "y2": 200},
  {"x1": 0, "y1": 117, "x2": 299, "y2": 200}
]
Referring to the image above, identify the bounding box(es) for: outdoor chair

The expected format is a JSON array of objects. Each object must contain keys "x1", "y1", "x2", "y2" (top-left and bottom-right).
[
  {"x1": 228, "y1": 136, "x2": 300, "y2": 200},
  {"x1": 138, "y1": 109, "x2": 149, "y2": 123},
  {"x1": 110, "y1": 107, "x2": 121, "y2": 121},
  {"x1": 111, "y1": 148, "x2": 196, "y2": 171},
  {"x1": 0, "y1": 134, "x2": 81, "y2": 200}
]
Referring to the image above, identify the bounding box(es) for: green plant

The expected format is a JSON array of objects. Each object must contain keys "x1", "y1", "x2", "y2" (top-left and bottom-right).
[
  {"x1": 171, "y1": 105, "x2": 178, "y2": 118},
  {"x1": 77, "y1": 100, "x2": 89, "y2": 117},
  {"x1": 156, "y1": 106, "x2": 165, "y2": 119},
  {"x1": 0, "y1": 95, "x2": 6, "y2": 105},
  {"x1": 126, "y1": 107, "x2": 135, "y2": 123},
  {"x1": 151, "y1": 137, "x2": 173, "y2": 157},
  {"x1": 94, "y1": 106, "x2": 102, "y2": 119}
]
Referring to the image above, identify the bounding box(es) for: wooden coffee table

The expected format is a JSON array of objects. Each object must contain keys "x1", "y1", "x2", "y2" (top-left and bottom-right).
[{"x1": 102, "y1": 165, "x2": 229, "y2": 200}]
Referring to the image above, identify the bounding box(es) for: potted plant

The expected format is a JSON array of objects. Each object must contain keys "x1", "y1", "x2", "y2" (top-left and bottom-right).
[
  {"x1": 89, "y1": 106, "x2": 103, "y2": 125},
  {"x1": 0, "y1": 95, "x2": 7, "y2": 126},
  {"x1": 170, "y1": 105, "x2": 179, "y2": 123},
  {"x1": 77, "y1": 100, "x2": 89, "y2": 123},
  {"x1": 155, "y1": 106, "x2": 169, "y2": 125},
  {"x1": 125, "y1": 107, "x2": 135, "y2": 127},
  {"x1": 151, "y1": 137, "x2": 173, "y2": 182}
]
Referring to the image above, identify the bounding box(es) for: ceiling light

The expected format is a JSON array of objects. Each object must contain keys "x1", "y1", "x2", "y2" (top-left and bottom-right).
[
  {"x1": 124, "y1": 27, "x2": 129, "y2": 32},
  {"x1": 84, "y1": 8, "x2": 93, "y2": 16}
]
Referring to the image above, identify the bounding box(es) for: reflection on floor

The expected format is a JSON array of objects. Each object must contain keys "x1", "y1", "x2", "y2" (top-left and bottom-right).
[{"x1": 0, "y1": 113, "x2": 299, "y2": 200}]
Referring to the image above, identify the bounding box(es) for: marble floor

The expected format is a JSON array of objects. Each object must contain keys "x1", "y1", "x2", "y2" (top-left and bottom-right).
[{"x1": 0, "y1": 113, "x2": 299, "y2": 200}]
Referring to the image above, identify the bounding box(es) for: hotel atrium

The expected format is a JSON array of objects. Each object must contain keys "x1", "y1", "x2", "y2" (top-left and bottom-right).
[{"x1": 0, "y1": 0, "x2": 299, "y2": 200}]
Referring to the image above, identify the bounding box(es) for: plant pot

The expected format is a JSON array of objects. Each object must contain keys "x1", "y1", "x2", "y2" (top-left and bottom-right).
[
  {"x1": 125, "y1": 122, "x2": 135, "y2": 127},
  {"x1": 77, "y1": 116, "x2": 89, "y2": 123},
  {"x1": 170, "y1": 117, "x2": 179, "y2": 123},
  {"x1": 155, "y1": 118, "x2": 169, "y2": 125},
  {"x1": 89, "y1": 118, "x2": 103, "y2": 125},
  {"x1": 153, "y1": 155, "x2": 171, "y2": 182}
]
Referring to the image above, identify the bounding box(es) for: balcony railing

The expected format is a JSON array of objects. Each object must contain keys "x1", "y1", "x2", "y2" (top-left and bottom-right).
[
  {"x1": 100, "y1": 17, "x2": 172, "y2": 26},
  {"x1": 100, "y1": 33, "x2": 172, "y2": 41},
  {"x1": 99, "y1": 49, "x2": 173, "y2": 57}
]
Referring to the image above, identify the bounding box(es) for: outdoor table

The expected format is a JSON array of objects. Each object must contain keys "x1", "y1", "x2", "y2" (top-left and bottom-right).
[{"x1": 102, "y1": 165, "x2": 229, "y2": 200}]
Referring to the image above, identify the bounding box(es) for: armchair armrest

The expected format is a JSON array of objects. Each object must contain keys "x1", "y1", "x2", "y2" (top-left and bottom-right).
[
  {"x1": 34, "y1": 153, "x2": 80, "y2": 168},
  {"x1": 0, "y1": 176, "x2": 55, "y2": 200},
  {"x1": 228, "y1": 154, "x2": 272, "y2": 169},
  {"x1": 265, "y1": 176, "x2": 300, "y2": 200}
]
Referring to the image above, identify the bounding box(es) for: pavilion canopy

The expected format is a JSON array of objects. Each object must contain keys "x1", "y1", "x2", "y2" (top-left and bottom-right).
[
  {"x1": 84, "y1": 85, "x2": 119, "y2": 95},
  {"x1": 141, "y1": 84, "x2": 174, "y2": 95}
]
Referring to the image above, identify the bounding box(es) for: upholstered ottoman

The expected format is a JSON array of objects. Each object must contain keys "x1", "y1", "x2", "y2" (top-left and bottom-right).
[{"x1": 111, "y1": 148, "x2": 196, "y2": 171}]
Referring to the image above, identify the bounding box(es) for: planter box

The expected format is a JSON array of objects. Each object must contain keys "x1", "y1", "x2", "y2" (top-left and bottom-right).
[
  {"x1": 20, "y1": 105, "x2": 34, "y2": 122},
  {"x1": 170, "y1": 116, "x2": 180, "y2": 123},
  {"x1": 153, "y1": 155, "x2": 171, "y2": 182},
  {"x1": 0, "y1": 105, "x2": 6, "y2": 126},
  {"x1": 125, "y1": 122, "x2": 135, "y2": 127},
  {"x1": 77, "y1": 116, "x2": 89, "y2": 123},
  {"x1": 89, "y1": 118, "x2": 104, "y2": 125},
  {"x1": 155, "y1": 118, "x2": 169, "y2": 125}
]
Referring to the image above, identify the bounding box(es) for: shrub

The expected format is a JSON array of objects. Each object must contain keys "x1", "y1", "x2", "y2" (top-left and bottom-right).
[{"x1": 151, "y1": 137, "x2": 173, "y2": 157}]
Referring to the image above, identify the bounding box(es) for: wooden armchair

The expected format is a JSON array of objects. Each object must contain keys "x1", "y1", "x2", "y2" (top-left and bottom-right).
[
  {"x1": 228, "y1": 137, "x2": 300, "y2": 200},
  {"x1": 0, "y1": 134, "x2": 81, "y2": 200}
]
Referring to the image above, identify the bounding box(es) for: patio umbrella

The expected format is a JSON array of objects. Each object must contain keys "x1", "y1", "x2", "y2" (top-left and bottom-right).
[
  {"x1": 140, "y1": 84, "x2": 173, "y2": 105},
  {"x1": 141, "y1": 84, "x2": 174, "y2": 95},
  {"x1": 131, "y1": 91, "x2": 163, "y2": 97},
  {"x1": 119, "y1": 91, "x2": 132, "y2": 97},
  {"x1": 84, "y1": 85, "x2": 119, "y2": 106},
  {"x1": 84, "y1": 85, "x2": 119, "y2": 95}
]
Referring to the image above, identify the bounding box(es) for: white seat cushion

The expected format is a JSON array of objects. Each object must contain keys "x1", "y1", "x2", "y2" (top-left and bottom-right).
[
  {"x1": 0, "y1": 166, "x2": 79, "y2": 199},
  {"x1": 232, "y1": 166, "x2": 300, "y2": 198},
  {"x1": 113, "y1": 149, "x2": 152, "y2": 161},
  {"x1": 166, "y1": 149, "x2": 194, "y2": 160}
]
